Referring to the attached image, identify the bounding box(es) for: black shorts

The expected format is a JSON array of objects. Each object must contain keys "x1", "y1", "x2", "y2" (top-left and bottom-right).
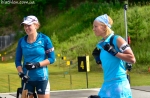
[{"x1": 23, "y1": 80, "x2": 50, "y2": 94}]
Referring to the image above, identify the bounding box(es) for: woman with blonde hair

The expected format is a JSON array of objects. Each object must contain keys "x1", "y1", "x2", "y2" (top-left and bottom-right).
[
  {"x1": 15, "y1": 15, "x2": 55, "y2": 98},
  {"x1": 92, "y1": 14, "x2": 136, "y2": 98}
]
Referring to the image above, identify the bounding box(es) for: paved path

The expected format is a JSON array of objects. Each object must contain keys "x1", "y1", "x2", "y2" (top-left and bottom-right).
[{"x1": 0, "y1": 86, "x2": 150, "y2": 98}]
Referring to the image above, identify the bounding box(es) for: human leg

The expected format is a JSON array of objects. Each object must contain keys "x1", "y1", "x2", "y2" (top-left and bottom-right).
[
  {"x1": 36, "y1": 80, "x2": 50, "y2": 98},
  {"x1": 28, "y1": 92, "x2": 37, "y2": 98},
  {"x1": 38, "y1": 94, "x2": 50, "y2": 98},
  {"x1": 23, "y1": 81, "x2": 36, "y2": 98}
]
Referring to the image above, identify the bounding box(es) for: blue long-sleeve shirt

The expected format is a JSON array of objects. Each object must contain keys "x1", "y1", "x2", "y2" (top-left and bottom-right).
[{"x1": 15, "y1": 32, "x2": 55, "y2": 81}]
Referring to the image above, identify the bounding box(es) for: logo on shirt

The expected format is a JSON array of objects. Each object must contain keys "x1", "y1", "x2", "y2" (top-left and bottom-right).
[
  {"x1": 38, "y1": 41, "x2": 42, "y2": 44},
  {"x1": 38, "y1": 89, "x2": 42, "y2": 92},
  {"x1": 45, "y1": 47, "x2": 54, "y2": 53}
]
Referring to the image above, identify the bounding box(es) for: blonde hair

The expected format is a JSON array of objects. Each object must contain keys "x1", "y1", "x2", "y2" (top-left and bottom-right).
[
  {"x1": 34, "y1": 22, "x2": 40, "y2": 30},
  {"x1": 106, "y1": 16, "x2": 113, "y2": 36}
]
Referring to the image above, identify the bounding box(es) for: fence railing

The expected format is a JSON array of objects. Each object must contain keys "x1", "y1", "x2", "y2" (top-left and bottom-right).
[
  {"x1": 0, "y1": 33, "x2": 16, "y2": 51},
  {"x1": 0, "y1": 70, "x2": 102, "y2": 93}
]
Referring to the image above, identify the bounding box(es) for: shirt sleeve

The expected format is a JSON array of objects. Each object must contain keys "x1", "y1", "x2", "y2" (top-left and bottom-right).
[
  {"x1": 44, "y1": 36, "x2": 56, "y2": 64},
  {"x1": 15, "y1": 38, "x2": 23, "y2": 67}
]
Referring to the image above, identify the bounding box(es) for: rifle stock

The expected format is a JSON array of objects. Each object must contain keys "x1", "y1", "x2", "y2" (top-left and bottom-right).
[
  {"x1": 21, "y1": 70, "x2": 29, "y2": 98},
  {"x1": 21, "y1": 89, "x2": 28, "y2": 98}
]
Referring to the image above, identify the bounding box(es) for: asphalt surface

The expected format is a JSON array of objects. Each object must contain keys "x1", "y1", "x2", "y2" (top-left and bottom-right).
[{"x1": 0, "y1": 86, "x2": 150, "y2": 98}]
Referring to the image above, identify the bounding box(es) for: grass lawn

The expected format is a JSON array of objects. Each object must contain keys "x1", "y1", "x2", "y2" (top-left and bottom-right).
[{"x1": 0, "y1": 62, "x2": 150, "y2": 93}]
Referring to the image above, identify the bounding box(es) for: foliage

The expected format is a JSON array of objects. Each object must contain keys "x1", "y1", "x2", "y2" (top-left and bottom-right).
[
  {"x1": 128, "y1": 6, "x2": 147, "y2": 41},
  {"x1": 14, "y1": 31, "x2": 25, "y2": 40},
  {"x1": 1, "y1": 1, "x2": 150, "y2": 70},
  {"x1": 0, "y1": 5, "x2": 14, "y2": 28},
  {"x1": 51, "y1": 32, "x2": 60, "y2": 49},
  {"x1": 1, "y1": 0, "x2": 150, "y2": 94},
  {"x1": 16, "y1": 0, "x2": 48, "y2": 20},
  {"x1": 42, "y1": 3, "x2": 150, "y2": 67},
  {"x1": 58, "y1": 0, "x2": 67, "y2": 10}
]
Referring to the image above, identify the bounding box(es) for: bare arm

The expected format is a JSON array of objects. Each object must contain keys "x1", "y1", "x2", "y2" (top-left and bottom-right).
[
  {"x1": 115, "y1": 37, "x2": 136, "y2": 64},
  {"x1": 17, "y1": 66, "x2": 23, "y2": 73},
  {"x1": 39, "y1": 59, "x2": 50, "y2": 67}
]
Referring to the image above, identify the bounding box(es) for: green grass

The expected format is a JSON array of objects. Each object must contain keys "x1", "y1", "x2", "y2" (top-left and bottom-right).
[
  {"x1": 0, "y1": 62, "x2": 150, "y2": 93},
  {"x1": 1, "y1": 2, "x2": 150, "y2": 93}
]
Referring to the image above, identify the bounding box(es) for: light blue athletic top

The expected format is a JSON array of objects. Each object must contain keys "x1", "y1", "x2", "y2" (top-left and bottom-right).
[
  {"x1": 97, "y1": 33, "x2": 127, "y2": 82},
  {"x1": 15, "y1": 32, "x2": 55, "y2": 81}
]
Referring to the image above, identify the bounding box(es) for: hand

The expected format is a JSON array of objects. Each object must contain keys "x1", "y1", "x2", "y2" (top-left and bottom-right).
[
  {"x1": 92, "y1": 47, "x2": 101, "y2": 64},
  {"x1": 125, "y1": 63, "x2": 132, "y2": 71},
  {"x1": 25, "y1": 62, "x2": 40, "y2": 70},
  {"x1": 18, "y1": 72, "x2": 30, "y2": 83},
  {"x1": 103, "y1": 43, "x2": 118, "y2": 56}
]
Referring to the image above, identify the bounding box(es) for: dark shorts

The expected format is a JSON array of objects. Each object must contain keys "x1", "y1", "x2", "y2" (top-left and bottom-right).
[{"x1": 22, "y1": 80, "x2": 50, "y2": 95}]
